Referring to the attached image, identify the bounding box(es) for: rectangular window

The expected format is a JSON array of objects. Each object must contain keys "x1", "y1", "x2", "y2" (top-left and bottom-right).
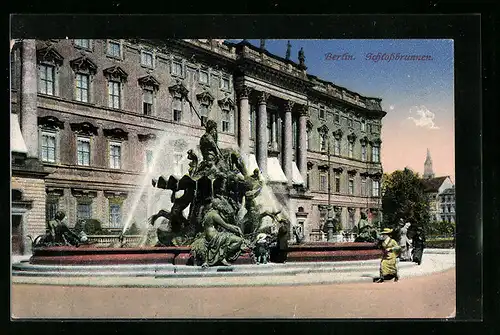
[
  {"x1": 348, "y1": 142, "x2": 354, "y2": 158},
  {"x1": 361, "y1": 120, "x2": 366, "y2": 132},
  {"x1": 335, "y1": 175, "x2": 341, "y2": 193},
  {"x1": 319, "y1": 106, "x2": 325, "y2": 119},
  {"x1": 46, "y1": 201, "x2": 58, "y2": 222},
  {"x1": 173, "y1": 98, "x2": 182, "y2": 122},
  {"x1": 109, "y1": 203, "x2": 122, "y2": 229},
  {"x1": 77, "y1": 138, "x2": 90, "y2": 166},
  {"x1": 38, "y1": 64, "x2": 55, "y2": 95},
  {"x1": 107, "y1": 41, "x2": 121, "y2": 58},
  {"x1": 108, "y1": 81, "x2": 121, "y2": 109},
  {"x1": 361, "y1": 145, "x2": 367, "y2": 162},
  {"x1": 141, "y1": 51, "x2": 153, "y2": 67},
  {"x1": 200, "y1": 104, "x2": 208, "y2": 127},
  {"x1": 372, "y1": 146, "x2": 380, "y2": 163},
  {"x1": 143, "y1": 88, "x2": 153, "y2": 115},
  {"x1": 41, "y1": 132, "x2": 56, "y2": 163},
  {"x1": 172, "y1": 62, "x2": 183, "y2": 76},
  {"x1": 74, "y1": 39, "x2": 90, "y2": 49},
  {"x1": 368, "y1": 124, "x2": 373, "y2": 134},
  {"x1": 222, "y1": 109, "x2": 231, "y2": 133},
  {"x1": 199, "y1": 71, "x2": 209, "y2": 84},
  {"x1": 75, "y1": 73, "x2": 89, "y2": 102},
  {"x1": 348, "y1": 119, "x2": 353, "y2": 128},
  {"x1": 221, "y1": 77, "x2": 230, "y2": 90},
  {"x1": 173, "y1": 110, "x2": 182, "y2": 122},
  {"x1": 306, "y1": 130, "x2": 310, "y2": 150},
  {"x1": 77, "y1": 203, "x2": 91, "y2": 221},
  {"x1": 361, "y1": 177, "x2": 367, "y2": 196},
  {"x1": 334, "y1": 138, "x2": 341, "y2": 156},
  {"x1": 267, "y1": 113, "x2": 272, "y2": 145},
  {"x1": 372, "y1": 180, "x2": 380, "y2": 197},
  {"x1": 307, "y1": 172, "x2": 310, "y2": 188},
  {"x1": 109, "y1": 143, "x2": 121, "y2": 169},
  {"x1": 145, "y1": 149, "x2": 153, "y2": 172},
  {"x1": 334, "y1": 113, "x2": 340, "y2": 124},
  {"x1": 348, "y1": 178, "x2": 354, "y2": 195},
  {"x1": 320, "y1": 174, "x2": 327, "y2": 192}
]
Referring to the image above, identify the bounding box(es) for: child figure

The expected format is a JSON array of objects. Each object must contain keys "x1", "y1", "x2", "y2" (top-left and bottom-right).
[{"x1": 254, "y1": 233, "x2": 271, "y2": 264}]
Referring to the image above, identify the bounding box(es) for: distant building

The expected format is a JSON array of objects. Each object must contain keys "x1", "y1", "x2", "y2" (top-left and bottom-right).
[
  {"x1": 437, "y1": 186, "x2": 456, "y2": 223},
  {"x1": 420, "y1": 149, "x2": 455, "y2": 223}
]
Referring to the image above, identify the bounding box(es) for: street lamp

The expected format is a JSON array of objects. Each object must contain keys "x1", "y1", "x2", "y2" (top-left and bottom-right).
[{"x1": 325, "y1": 138, "x2": 336, "y2": 242}]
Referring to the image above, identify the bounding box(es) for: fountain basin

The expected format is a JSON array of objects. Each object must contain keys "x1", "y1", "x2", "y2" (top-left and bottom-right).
[{"x1": 29, "y1": 243, "x2": 381, "y2": 266}]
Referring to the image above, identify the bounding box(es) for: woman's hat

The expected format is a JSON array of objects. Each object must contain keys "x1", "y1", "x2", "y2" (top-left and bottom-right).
[{"x1": 380, "y1": 228, "x2": 393, "y2": 234}]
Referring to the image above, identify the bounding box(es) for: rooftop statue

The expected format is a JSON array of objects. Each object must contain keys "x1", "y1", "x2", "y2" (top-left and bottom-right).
[
  {"x1": 285, "y1": 40, "x2": 291, "y2": 60},
  {"x1": 298, "y1": 47, "x2": 306, "y2": 68}
]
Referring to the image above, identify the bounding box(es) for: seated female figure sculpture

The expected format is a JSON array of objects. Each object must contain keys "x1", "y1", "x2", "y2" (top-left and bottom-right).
[{"x1": 191, "y1": 196, "x2": 248, "y2": 267}]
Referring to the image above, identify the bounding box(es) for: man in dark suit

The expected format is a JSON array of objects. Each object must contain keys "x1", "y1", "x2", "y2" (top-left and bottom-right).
[{"x1": 270, "y1": 217, "x2": 290, "y2": 263}]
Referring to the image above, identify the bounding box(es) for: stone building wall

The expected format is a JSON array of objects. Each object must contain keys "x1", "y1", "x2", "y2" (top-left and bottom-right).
[{"x1": 11, "y1": 176, "x2": 46, "y2": 238}]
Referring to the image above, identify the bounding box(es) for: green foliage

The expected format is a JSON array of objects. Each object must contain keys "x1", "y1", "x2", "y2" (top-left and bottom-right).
[
  {"x1": 426, "y1": 237, "x2": 455, "y2": 248},
  {"x1": 425, "y1": 221, "x2": 455, "y2": 238},
  {"x1": 82, "y1": 219, "x2": 109, "y2": 235},
  {"x1": 382, "y1": 168, "x2": 431, "y2": 232},
  {"x1": 124, "y1": 221, "x2": 141, "y2": 235}
]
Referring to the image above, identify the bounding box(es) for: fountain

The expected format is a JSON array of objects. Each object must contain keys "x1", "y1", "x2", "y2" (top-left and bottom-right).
[{"x1": 27, "y1": 96, "x2": 381, "y2": 267}]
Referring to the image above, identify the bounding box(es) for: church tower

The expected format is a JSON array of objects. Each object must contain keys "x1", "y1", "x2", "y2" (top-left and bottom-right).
[{"x1": 423, "y1": 148, "x2": 435, "y2": 179}]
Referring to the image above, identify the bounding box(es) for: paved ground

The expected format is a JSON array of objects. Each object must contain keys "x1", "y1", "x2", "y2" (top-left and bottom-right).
[{"x1": 11, "y1": 268, "x2": 455, "y2": 319}]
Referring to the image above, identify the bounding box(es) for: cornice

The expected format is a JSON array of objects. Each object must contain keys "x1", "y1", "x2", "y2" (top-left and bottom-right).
[
  {"x1": 103, "y1": 128, "x2": 129, "y2": 141},
  {"x1": 138, "y1": 75, "x2": 160, "y2": 90},
  {"x1": 36, "y1": 46, "x2": 64, "y2": 66},
  {"x1": 38, "y1": 115, "x2": 64, "y2": 130},
  {"x1": 70, "y1": 56, "x2": 97, "y2": 75},
  {"x1": 70, "y1": 121, "x2": 98, "y2": 136},
  {"x1": 103, "y1": 66, "x2": 128, "y2": 82}
]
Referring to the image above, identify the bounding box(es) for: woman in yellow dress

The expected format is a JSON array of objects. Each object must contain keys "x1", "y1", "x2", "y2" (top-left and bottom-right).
[{"x1": 374, "y1": 228, "x2": 401, "y2": 283}]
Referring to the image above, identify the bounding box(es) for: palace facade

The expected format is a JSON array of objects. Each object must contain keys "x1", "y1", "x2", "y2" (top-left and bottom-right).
[{"x1": 10, "y1": 39, "x2": 386, "y2": 254}]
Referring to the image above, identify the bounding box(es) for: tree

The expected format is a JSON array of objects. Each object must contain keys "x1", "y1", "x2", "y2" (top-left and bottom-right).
[
  {"x1": 382, "y1": 168, "x2": 432, "y2": 234},
  {"x1": 82, "y1": 219, "x2": 108, "y2": 235}
]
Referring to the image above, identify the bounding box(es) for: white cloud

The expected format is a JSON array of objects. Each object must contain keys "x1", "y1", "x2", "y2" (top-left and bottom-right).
[
  {"x1": 408, "y1": 105, "x2": 440, "y2": 130},
  {"x1": 389, "y1": 105, "x2": 395, "y2": 110}
]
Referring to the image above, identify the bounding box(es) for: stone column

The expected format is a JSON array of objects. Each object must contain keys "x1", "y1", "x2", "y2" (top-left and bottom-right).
[
  {"x1": 236, "y1": 84, "x2": 251, "y2": 155},
  {"x1": 283, "y1": 101, "x2": 294, "y2": 186},
  {"x1": 297, "y1": 104, "x2": 308, "y2": 186},
  {"x1": 256, "y1": 91, "x2": 269, "y2": 177},
  {"x1": 20, "y1": 39, "x2": 38, "y2": 158}
]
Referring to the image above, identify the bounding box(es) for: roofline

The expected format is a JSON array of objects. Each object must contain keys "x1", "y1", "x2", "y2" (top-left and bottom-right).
[
  {"x1": 227, "y1": 40, "x2": 383, "y2": 102},
  {"x1": 131, "y1": 39, "x2": 385, "y2": 108},
  {"x1": 306, "y1": 74, "x2": 383, "y2": 102}
]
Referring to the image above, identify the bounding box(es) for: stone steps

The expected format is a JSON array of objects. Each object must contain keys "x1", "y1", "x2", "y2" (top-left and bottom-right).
[{"x1": 12, "y1": 259, "x2": 417, "y2": 278}]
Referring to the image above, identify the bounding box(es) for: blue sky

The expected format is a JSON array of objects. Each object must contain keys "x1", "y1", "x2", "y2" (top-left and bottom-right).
[{"x1": 229, "y1": 39, "x2": 455, "y2": 181}]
